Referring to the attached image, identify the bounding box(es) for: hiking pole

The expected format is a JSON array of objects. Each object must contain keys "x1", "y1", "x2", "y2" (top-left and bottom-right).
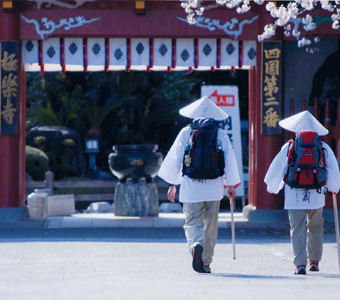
[
  {"x1": 229, "y1": 196, "x2": 236, "y2": 260},
  {"x1": 332, "y1": 192, "x2": 340, "y2": 275}
]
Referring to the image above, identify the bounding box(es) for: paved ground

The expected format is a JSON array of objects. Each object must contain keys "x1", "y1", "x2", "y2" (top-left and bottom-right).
[
  {"x1": 0, "y1": 227, "x2": 339, "y2": 300},
  {"x1": 0, "y1": 208, "x2": 339, "y2": 300}
]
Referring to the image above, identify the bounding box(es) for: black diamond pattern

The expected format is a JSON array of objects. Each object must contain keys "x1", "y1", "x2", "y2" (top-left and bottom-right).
[
  {"x1": 47, "y1": 46, "x2": 56, "y2": 58},
  {"x1": 226, "y1": 43, "x2": 235, "y2": 55},
  {"x1": 136, "y1": 42, "x2": 145, "y2": 55},
  {"x1": 26, "y1": 40, "x2": 34, "y2": 52},
  {"x1": 203, "y1": 44, "x2": 212, "y2": 56},
  {"x1": 114, "y1": 48, "x2": 123, "y2": 60},
  {"x1": 92, "y1": 43, "x2": 101, "y2": 55},
  {"x1": 159, "y1": 44, "x2": 168, "y2": 57},
  {"x1": 69, "y1": 42, "x2": 78, "y2": 55},
  {"x1": 181, "y1": 49, "x2": 189, "y2": 62},
  {"x1": 248, "y1": 47, "x2": 256, "y2": 60}
]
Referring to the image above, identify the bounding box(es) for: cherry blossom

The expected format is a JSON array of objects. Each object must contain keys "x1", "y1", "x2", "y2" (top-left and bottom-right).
[{"x1": 180, "y1": 0, "x2": 340, "y2": 47}]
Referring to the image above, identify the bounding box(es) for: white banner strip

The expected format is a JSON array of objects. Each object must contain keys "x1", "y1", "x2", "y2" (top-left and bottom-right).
[
  {"x1": 43, "y1": 38, "x2": 62, "y2": 72},
  {"x1": 109, "y1": 38, "x2": 127, "y2": 69},
  {"x1": 176, "y1": 38, "x2": 194, "y2": 68},
  {"x1": 153, "y1": 38, "x2": 172, "y2": 67},
  {"x1": 243, "y1": 40, "x2": 257, "y2": 66},
  {"x1": 220, "y1": 39, "x2": 239, "y2": 67},
  {"x1": 65, "y1": 38, "x2": 84, "y2": 71},
  {"x1": 88, "y1": 38, "x2": 105, "y2": 69},
  {"x1": 21, "y1": 39, "x2": 257, "y2": 71},
  {"x1": 198, "y1": 39, "x2": 216, "y2": 67},
  {"x1": 22, "y1": 40, "x2": 39, "y2": 64},
  {"x1": 131, "y1": 38, "x2": 149, "y2": 68}
]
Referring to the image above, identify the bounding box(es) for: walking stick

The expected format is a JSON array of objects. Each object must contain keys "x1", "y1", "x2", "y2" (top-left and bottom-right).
[
  {"x1": 332, "y1": 192, "x2": 340, "y2": 275},
  {"x1": 229, "y1": 196, "x2": 236, "y2": 260}
]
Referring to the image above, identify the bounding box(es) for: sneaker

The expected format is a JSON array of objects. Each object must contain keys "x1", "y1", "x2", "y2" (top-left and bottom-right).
[
  {"x1": 294, "y1": 265, "x2": 306, "y2": 275},
  {"x1": 204, "y1": 265, "x2": 211, "y2": 273},
  {"x1": 192, "y1": 244, "x2": 208, "y2": 273},
  {"x1": 309, "y1": 260, "x2": 319, "y2": 272}
]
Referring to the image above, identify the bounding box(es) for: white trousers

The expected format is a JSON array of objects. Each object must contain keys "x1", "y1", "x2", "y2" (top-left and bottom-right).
[
  {"x1": 183, "y1": 201, "x2": 220, "y2": 266},
  {"x1": 288, "y1": 208, "x2": 324, "y2": 267}
]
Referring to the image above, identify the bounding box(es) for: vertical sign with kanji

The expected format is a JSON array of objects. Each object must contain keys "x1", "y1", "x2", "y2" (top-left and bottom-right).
[
  {"x1": 261, "y1": 41, "x2": 282, "y2": 135},
  {"x1": 0, "y1": 41, "x2": 18, "y2": 135}
]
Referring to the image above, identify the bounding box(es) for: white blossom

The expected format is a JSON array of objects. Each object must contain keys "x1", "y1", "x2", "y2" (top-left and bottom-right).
[
  {"x1": 258, "y1": 24, "x2": 276, "y2": 41},
  {"x1": 285, "y1": 24, "x2": 292, "y2": 31},
  {"x1": 302, "y1": 14, "x2": 316, "y2": 31},
  {"x1": 237, "y1": 3, "x2": 251, "y2": 13},
  {"x1": 196, "y1": 7, "x2": 204, "y2": 15},
  {"x1": 300, "y1": 0, "x2": 315, "y2": 10},
  {"x1": 180, "y1": 0, "x2": 340, "y2": 49},
  {"x1": 265, "y1": 2, "x2": 275, "y2": 12},
  {"x1": 292, "y1": 29, "x2": 301, "y2": 38},
  {"x1": 284, "y1": 30, "x2": 291, "y2": 37},
  {"x1": 298, "y1": 37, "x2": 312, "y2": 48},
  {"x1": 331, "y1": 10, "x2": 340, "y2": 21},
  {"x1": 332, "y1": 20, "x2": 340, "y2": 29},
  {"x1": 320, "y1": 0, "x2": 334, "y2": 12}
]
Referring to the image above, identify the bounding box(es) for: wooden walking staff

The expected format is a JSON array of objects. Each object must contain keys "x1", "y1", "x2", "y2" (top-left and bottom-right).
[
  {"x1": 332, "y1": 192, "x2": 340, "y2": 275},
  {"x1": 225, "y1": 184, "x2": 240, "y2": 259},
  {"x1": 229, "y1": 196, "x2": 236, "y2": 260}
]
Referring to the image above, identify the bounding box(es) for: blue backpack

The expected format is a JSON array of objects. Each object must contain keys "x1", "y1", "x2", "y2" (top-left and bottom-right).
[{"x1": 182, "y1": 118, "x2": 225, "y2": 179}]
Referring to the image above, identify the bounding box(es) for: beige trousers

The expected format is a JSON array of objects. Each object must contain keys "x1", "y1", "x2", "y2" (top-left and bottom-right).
[
  {"x1": 288, "y1": 208, "x2": 324, "y2": 267},
  {"x1": 183, "y1": 201, "x2": 220, "y2": 266}
]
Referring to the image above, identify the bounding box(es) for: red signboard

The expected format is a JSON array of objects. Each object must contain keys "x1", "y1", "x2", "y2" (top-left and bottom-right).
[{"x1": 210, "y1": 90, "x2": 235, "y2": 106}]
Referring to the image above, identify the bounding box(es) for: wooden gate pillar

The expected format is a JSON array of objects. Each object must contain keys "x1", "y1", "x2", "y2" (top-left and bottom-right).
[
  {"x1": 247, "y1": 41, "x2": 284, "y2": 210},
  {"x1": 0, "y1": 5, "x2": 26, "y2": 207}
]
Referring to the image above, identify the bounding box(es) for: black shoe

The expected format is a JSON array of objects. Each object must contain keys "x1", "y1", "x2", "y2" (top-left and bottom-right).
[
  {"x1": 309, "y1": 260, "x2": 319, "y2": 272},
  {"x1": 294, "y1": 265, "x2": 306, "y2": 275},
  {"x1": 192, "y1": 244, "x2": 208, "y2": 273},
  {"x1": 204, "y1": 265, "x2": 211, "y2": 273}
]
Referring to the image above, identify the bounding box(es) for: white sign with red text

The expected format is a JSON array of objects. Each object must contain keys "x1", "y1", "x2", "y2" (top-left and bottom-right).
[{"x1": 201, "y1": 85, "x2": 244, "y2": 197}]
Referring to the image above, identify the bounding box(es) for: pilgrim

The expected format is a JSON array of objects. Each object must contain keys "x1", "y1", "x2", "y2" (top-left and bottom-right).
[
  {"x1": 158, "y1": 96, "x2": 240, "y2": 273},
  {"x1": 264, "y1": 110, "x2": 340, "y2": 275}
]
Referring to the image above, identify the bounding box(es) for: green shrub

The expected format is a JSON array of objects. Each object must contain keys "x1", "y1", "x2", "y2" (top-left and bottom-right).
[{"x1": 26, "y1": 145, "x2": 50, "y2": 181}]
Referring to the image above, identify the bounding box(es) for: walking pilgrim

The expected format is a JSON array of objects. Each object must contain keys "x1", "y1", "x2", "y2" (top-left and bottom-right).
[
  {"x1": 264, "y1": 110, "x2": 340, "y2": 275},
  {"x1": 158, "y1": 96, "x2": 240, "y2": 274}
]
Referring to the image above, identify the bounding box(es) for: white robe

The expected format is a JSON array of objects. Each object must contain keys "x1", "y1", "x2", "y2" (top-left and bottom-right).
[
  {"x1": 264, "y1": 141, "x2": 340, "y2": 209},
  {"x1": 158, "y1": 126, "x2": 240, "y2": 203}
]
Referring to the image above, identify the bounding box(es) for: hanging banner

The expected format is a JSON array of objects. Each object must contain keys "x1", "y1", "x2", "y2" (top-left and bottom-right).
[
  {"x1": 0, "y1": 41, "x2": 18, "y2": 135},
  {"x1": 261, "y1": 41, "x2": 282, "y2": 135},
  {"x1": 201, "y1": 85, "x2": 244, "y2": 197}
]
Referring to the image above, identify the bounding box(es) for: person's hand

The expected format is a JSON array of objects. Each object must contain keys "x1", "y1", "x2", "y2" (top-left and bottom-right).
[
  {"x1": 167, "y1": 186, "x2": 177, "y2": 203},
  {"x1": 227, "y1": 185, "x2": 236, "y2": 199}
]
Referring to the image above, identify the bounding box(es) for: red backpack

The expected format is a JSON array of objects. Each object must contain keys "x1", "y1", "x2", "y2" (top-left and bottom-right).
[{"x1": 285, "y1": 130, "x2": 327, "y2": 191}]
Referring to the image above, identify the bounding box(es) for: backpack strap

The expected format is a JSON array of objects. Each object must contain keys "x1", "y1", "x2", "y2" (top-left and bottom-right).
[{"x1": 287, "y1": 139, "x2": 295, "y2": 164}]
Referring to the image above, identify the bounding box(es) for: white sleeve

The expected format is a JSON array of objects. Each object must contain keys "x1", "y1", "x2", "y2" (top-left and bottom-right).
[
  {"x1": 218, "y1": 129, "x2": 241, "y2": 186},
  {"x1": 157, "y1": 126, "x2": 190, "y2": 185},
  {"x1": 323, "y1": 142, "x2": 340, "y2": 193},
  {"x1": 264, "y1": 143, "x2": 290, "y2": 194}
]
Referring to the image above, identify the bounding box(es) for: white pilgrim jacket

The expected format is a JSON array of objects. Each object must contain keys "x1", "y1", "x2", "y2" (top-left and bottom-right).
[
  {"x1": 158, "y1": 125, "x2": 240, "y2": 203},
  {"x1": 264, "y1": 141, "x2": 340, "y2": 209}
]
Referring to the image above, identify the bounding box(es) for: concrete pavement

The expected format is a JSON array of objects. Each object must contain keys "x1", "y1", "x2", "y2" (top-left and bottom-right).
[
  {"x1": 1, "y1": 229, "x2": 340, "y2": 300},
  {"x1": 1, "y1": 206, "x2": 339, "y2": 231}
]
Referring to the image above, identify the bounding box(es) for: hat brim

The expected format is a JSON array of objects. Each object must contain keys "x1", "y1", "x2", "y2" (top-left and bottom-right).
[
  {"x1": 179, "y1": 96, "x2": 229, "y2": 121},
  {"x1": 279, "y1": 110, "x2": 329, "y2": 136}
]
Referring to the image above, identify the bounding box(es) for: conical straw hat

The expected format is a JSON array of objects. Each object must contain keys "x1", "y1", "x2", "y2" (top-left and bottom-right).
[
  {"x1": 179, "y1": 96, "x2": 229, "y2": 121},
  {"x1": 279, "y1": 110, "x2": 329, "y2": 136}
]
